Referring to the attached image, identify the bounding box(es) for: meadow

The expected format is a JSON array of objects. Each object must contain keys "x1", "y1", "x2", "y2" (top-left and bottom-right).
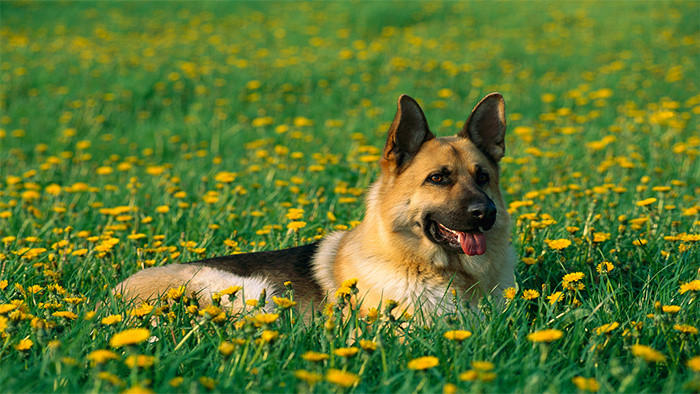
[{"x1": 1, "y1": 1, "x2": 698, "y2": 392}]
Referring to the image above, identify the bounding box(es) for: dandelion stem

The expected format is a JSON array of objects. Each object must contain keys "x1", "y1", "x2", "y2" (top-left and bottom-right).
[{"x1": 173, "y1": 322, "x2": 201, "y2": 352}]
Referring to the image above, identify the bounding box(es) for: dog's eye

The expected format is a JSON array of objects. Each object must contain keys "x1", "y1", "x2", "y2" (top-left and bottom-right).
[
  {"x1": 427, "y1": 173, "x2": 445, "y2": 184},
  {"x1": 475, "y1": 171, "x2": 490, "y2": 186}
]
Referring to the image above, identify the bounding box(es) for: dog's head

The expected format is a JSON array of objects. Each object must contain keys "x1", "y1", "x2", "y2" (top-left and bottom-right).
[{"x1": 377, "y1": 93, "x2": 508, "y2": 257}]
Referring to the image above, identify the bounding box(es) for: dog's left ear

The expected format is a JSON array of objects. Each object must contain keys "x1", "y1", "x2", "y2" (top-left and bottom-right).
[
  {"x1": 383, "y1": 95, "x2": 435, "y2": 172},
  {"x1": 459, "y1": 92, "x2": 506, "y2": 163}
]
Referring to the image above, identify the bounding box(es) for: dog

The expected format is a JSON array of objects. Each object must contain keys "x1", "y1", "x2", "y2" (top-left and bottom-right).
[{"x1": 113, "y1": 92, "x2": 516, "y2": 319}]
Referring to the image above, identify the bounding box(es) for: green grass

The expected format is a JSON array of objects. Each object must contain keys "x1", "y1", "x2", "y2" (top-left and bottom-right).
[{"x1": 1, "y1": 1, "x2": 698, "y2": 392}]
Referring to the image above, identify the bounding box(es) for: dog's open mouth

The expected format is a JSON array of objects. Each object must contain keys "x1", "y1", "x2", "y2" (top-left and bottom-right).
[{"x1": 430, "y1": 220, "x2": 486, "y2": 256}]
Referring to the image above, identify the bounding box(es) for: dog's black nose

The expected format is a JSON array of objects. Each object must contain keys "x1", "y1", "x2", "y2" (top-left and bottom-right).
[{"x1": 468, "y1": 201, "x2": 497, "y2": 230}]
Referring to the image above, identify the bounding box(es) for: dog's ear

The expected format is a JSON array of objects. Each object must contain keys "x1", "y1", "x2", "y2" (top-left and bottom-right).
[
  {"x1": 459, "y1": 92, "x2": 506, "y2": 163},
  {"x1": 382, "y1": 95, "x2": 435, "y2": 172}
]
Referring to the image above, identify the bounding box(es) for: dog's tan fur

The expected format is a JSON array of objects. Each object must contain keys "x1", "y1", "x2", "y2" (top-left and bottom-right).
[{"x1": 113, "y1": 92, "x2": 516, "y2": 317}]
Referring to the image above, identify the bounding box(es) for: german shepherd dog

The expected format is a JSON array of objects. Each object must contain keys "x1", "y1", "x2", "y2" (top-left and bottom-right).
[{"x1": 113, "y1": 92, "x2": 516, "y2": 318}]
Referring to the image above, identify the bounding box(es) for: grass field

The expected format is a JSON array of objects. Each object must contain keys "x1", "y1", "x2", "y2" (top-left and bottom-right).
[{"x1": 1, "y1": 1, "x2": 699, "y2": 392}]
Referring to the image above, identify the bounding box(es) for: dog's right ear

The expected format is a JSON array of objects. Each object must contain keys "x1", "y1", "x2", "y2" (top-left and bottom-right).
[{"x1": 382, "y1": 95, "x2": 435, "y2": 172}]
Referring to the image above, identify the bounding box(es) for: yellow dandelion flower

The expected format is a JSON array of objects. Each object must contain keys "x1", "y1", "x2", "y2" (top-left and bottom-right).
[
  {"x1": 527, "y1": 329, "x2": 563, "y2": 343},
  {"x1": 97, "y1": 371, "x2": 124, "y2": 386},
  {"x1": 459, "y1": 370, "x2": 479, "y2": 381},
  {"x1": 503, "y1": 287, "x2": 517, "y2": 300},
  {"x1": 679, "y1": 280, "x2": 700, "y2": 294},
  {"x1": 272, "y1": 296, "x2": 297, "y2": 309},
  {"x1": 218, "y1": 286, "x2": 242, "y2": 296},
  {"x1": 301, "y1": 351, "x2": 329, "y2": 362},
  {"x1": 522, "y1": 289, "x2": 540, "y2": 300},
  {"x1": 101, "y1": 314, "x2": 122, "y2": 325},
  {"x1": 548, "y1": 292, "x2": 564, "y2": 305},
  {"x1": 124, "y1": 354, "x2": 156, "y2": 368},
  {"x1": 295, "y1": 369, "x2": 323, "y2": 385},
  {"x1": 471, "y1": 361, "x2": 495, "y2": 371},
  {"x1": 562, "y1": 272, "x2": 585, "y2": 283},
  {"x1": 359, "y1": 339, "x2": 377, "y2": 352},
  {"x1": 260, "y1": 330, "x2": 279, "y2": 343},
  {"x1": 572, "y1": 376, "x2": 600, "y2": 392},
  {"x1": 596, "y1": 261, "x2": 614, "y2": 274},
  {"x1": 407, "y1": 356, "x2": 440, "y2": 370},
  {"x1": 325, "y1": 369, "x2": 360, "y2": 387},
  {"x1": 443, "y1": 383, "x2": 458, "y2": 394},
  {"x1": 198, "y1": 377, "x2": 216, "y2": 390},
  {"x1": 595, "y1": 322, "x2": 620, "y2": 335},
  {"x1": 636, "y1": 197, "x2": 657, "y2": 207},
  {"x1": 253, "y1": 313, "x2": 279, "y2": 325},
  {"x1": 443, "y1": 330, "x2": 472, "y2": 342},
  {"x1": 0, "y1": 304, "x2": 19, "y2": 314},
  {"x1": 15, "y1": 338, "x2": 33, "y2": 351},
  {"x1": 169, "y1": 377, "x2": 184, "y2": 387},
  {"x1": 631, "y1": 344, "x2": 666, "y2": 363},
  {"x1": 219, "y1": 341, "x2": 235, "y2": 356},
  {"x1": 52, "y1": 311, "x2": 78, "y2": 320},
  {"x1": 592, "y1": 233, "x2": 611, "y2": 243},
  {"x1": 662, "y1": 305, "x2": 681, "y2": 314},
  {"x1": 165, "y1": 286, "x2": 185, "y2": 300},
  {"x1": 109, "y1": 328, "x2": 150, "y2": 348},
  {"x1": 687, "y1": 356, "x2": 700, "y2": 372},
  {"x1": 87, "y1": 349, "x2": 120, "y2": 364},
  {"x1": 545, "y1": 239, "x2": 571, "y2": 250},
  {"x1": 287, "y1": 221, "x2": 306, "y2": 230},
  {"x1": 673, "y1": 324, "x2": 698, "y2": 335},
  {"x1": 334, "y1": 347, "x2": 359, "y2": 358}
]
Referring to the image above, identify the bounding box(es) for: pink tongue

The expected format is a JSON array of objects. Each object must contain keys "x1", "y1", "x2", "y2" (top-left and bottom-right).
[{"x1": 458, "y1": 232, "x2": 486, "y2": 256}]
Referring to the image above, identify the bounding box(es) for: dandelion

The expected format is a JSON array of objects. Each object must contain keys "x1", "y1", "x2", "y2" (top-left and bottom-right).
[
  {"x1": 101, "y1": 314, "x2": 122, "y2": 325},
  {"x1": 595, "y1": 322, "x2": 620, "y2": 335},
  {"x1": 97, "y1": 371, "x2": 124, "y2": 386},
  {"x1": 15, "y1": 338, "x2": 33, "y2": 351},
  {"x1": 522, "y1": 289, "x2": 540, "y2": 300},
  {"x1": 636, "y1": 197, "x2": 657, "y2": 207},
  {"x1": 260, "y1": 330, "x2": 279, "y2": 343},
  {"x1": 272, "y1": 296, "x2": 297, "y2": 309},
  {"x1": 334, "y1": 347, "x2": 359, "y2": 358},
  {"x1": 673, "y1": 324, "x2": 698, "y2": 335},
  {"x1": 548, "y1": 292, "x2": 564, "y2": 305},
  {"x1": 295, "y1": 370, "x2": 323, "y2": 385},
  {"x1": 287, "y1": 221, "x2": 306, "y2": 230},
  {"x1": 359, "y1": 339, "x2": 377, "y2": 352},
  {"x1": 253, "y1": 313, "x2": 279, "y2": 325},
  {"x1": 503, "y1": 287, "x2": 517, "y2": 300},
  {"x1": 444, "y1": 330, "x2": 472, "y2": 342},
  {"x1": 52, "y1": 311, "x2": 78, "y2": 320},
  {"x1": 471, "y1": 361, "x2": 495, "y2": 371},
  {"x1": 301, "y1": 351, "x2": 329, "y2": 362},
  {"x1": 109, "y1": 328, "x2": 150, "y2": 348},
  {"x1": 572, "y1": 376, "x2": 600, "y2": 392},
  {"x1": 326, "y1": 369, "x2": 360, "y2": 387},
  {"x1": 687, "y1": 356, "x2": 700, "y2": 372},
  {"x1": 198, "y1": 377, "x2": 216, "y2": 390},
  {"x1": 219, "y1": 341, "x2": 235, "y2": 356},
  {"x1": 545, "y1": 239, "x2": 571, "y2": 250},
  {"x1": 527, "y1": 329, "x2": 563, "y2": 343},
  {"x1": 596, "y1": 261, "x2": 614, "y2": 274},
  {"x1": 87, "y1": 349, "x2": 120, "y2": 364},
  {"x1": 631, "y1": 344, "x2": 666, "y2": 363},
  {"x1": 407, "y1": 356, "x2": 440, "y2": 370},
  {"x1": 124, "y1": 355, "x2": 156, "y2": 368},
  {"x1": 169, "y1": 377, "x2": 184, "y2": 387},
  {"x1": 562, "y1": 272, "x2": 585, "y2": 291},
  {"x1": 679, "y1": 279, "x2": 700, "y2": 294},
  {"x1": 662, "y1": 305, "x2": 681, "y2": 314}
]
